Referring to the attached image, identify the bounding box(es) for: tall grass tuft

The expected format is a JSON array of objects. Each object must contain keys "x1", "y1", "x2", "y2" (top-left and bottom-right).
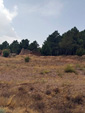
[{"x1": 65, "y1": 64, "x2": 76, "y2": 73}]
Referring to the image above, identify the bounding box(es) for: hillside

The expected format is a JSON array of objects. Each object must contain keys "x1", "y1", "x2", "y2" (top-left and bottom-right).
[{"x1": 0, "y1": 55, "x2": 85, "y2": 113}]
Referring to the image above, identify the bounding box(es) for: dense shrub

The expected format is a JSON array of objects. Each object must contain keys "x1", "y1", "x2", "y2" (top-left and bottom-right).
[
  {"x1": 76, "y1": 48, "x2": 85, "y2": 56},
  {"x1": 3, "y1": 49, "x2": 10, "y2": 57},
  {"x1": 25, "y1": 56, "x2": 30, "y2": 62}
]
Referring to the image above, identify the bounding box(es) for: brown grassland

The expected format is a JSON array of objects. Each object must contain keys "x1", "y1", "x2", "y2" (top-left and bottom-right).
[{"x1": 0, "y1": 55, "x2": 85, "y2": 113}]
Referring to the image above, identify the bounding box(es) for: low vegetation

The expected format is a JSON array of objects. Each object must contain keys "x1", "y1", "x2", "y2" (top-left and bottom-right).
[
  {"x1": 24, "y1": 56, "x2": 30, "y2": 62},
  {"x1": 76, "y1": 48, "x2": 85, "y2": 56},
  {"x1": 3, "y1": 49, "x2": 10, "y2": 57},
  {"x1": 0, "y1": 55, "x2": 84, "y2": 113},
  {"x1": 65, "y1": 64, "x2": 76, "y2": 73},
  {"x1": 40, "y1": 70, "x2": 50, "y2": 74}
]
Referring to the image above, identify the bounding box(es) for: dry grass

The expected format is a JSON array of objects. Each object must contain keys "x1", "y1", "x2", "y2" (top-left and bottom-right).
[{"x1": 0, "y1": 55, "x2": 85, "y2": 113}]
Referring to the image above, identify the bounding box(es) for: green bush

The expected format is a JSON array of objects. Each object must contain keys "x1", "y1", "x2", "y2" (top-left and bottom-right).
[
  {"x1": 25, "y1": 56, "x2": 30, "y2": 62},
  {"x1": 76, "y1": 48, "x2": 85, "y2": 56},
  {"x1": 3, "y1": 49, "x2": 10, "y2": 57},
  {"x1": 65, "y1": 64, "x2": 76, "y2": 73}
]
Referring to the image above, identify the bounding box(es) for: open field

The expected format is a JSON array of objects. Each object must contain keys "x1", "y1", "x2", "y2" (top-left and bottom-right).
[{"x1": 0, "y1": 55, "x2": 85, "y2": 113}]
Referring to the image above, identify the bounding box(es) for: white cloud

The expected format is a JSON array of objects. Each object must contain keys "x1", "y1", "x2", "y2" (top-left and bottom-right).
[
  {"x1": 0, "y1": 0, "x2": 20, "y2": 44},
  {"x1": 22, "y1": 0, "x2": 63, "y2": 17},
  {"x1": 0, "y1": 0, "x2": 18, "y2": 21}
]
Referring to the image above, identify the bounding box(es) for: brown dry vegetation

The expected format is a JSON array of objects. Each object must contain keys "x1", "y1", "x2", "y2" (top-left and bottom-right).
[{"x1": 0, "y1": 55, "x2": 85, "y2": 113}]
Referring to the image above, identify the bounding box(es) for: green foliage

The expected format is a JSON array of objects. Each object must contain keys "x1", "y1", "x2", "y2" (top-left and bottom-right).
[
  {"x1": 1, "y1": 27, "x2": 85, "y2": 56},
  {"x1": 3, "y1": 49, "x2": 10, "y2": 57},
  {"x1": 2, "y1": 41, "x2": 9, "y2": 49},
  {"x1": 9, "y1": 40, "x2": 21, "y2": 54},
  {"x1": 65, "y1": 64, "x2": 76, "y2": 73},
  {"x1": 42, "y1": 31, "x2": 61, "y2": 56},
  {"x1": 59, "y1": 27, "x2": 79, "y2": 55},
  {"x1": 29, "y1": 40, "x2": 39, "y2": 51},
  {"x1": 0, "y1": 41, "x2": 9, "y2": 50},
  {"x1": 25, "y1": 56, "x2": 30, "y2": 62},
  {"x1": 20, "y1": 39, "x2": 29, "y2": 49},
  {"x1": 76, "y1": 48, "x2": 85, "y2": 56},
  {"x1": 41, "y1": 27, "x2": 85, "y2": 56},
  {"x1": 41, "y1": 43, "x2": 52, "y2": 55}
]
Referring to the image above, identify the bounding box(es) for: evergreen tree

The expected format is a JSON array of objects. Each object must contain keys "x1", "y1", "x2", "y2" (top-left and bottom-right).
[
  {"x1": 1, "y1": 41, "x2": 9, "y2": 50},
  {"x1": 29, "y1": 41, "x2": 39, "y2": 51},
  {"x1": 10, "y1": 40, "x2": 21, "y2": 54},
  {"x1": 42, "y1": 31, "x2": 61, "y2": 55},
  {"x1": 20, "y1": 39, "x2": 29, "y2": 49}
]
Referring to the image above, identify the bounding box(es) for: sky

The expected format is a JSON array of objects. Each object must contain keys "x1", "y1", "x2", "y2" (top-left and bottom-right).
[{"x1": 0, "y1": 0, "x2": 85, "y2": 46}]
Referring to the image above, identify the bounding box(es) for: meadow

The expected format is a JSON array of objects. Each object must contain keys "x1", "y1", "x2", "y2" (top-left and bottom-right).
[{"x1": 0, "y1": 55, "x2": 85, "y2": 113}]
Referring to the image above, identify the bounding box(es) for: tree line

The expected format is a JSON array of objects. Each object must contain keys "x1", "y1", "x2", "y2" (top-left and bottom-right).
[
  {"x1": 0, "y1": 40, "x2": 40, "y2": 54},
  {"x1": 0, "y1": 27, "x2": 85, "y2": 56}
]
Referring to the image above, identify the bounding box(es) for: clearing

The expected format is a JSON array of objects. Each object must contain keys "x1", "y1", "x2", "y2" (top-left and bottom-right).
[{"x1": 0, "y1": 55, "x2": 85, "y2": 113}]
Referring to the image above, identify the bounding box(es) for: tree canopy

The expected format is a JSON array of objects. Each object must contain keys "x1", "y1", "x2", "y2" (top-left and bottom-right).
[
  {"x1": 0, "y1": 27, "x2": 85, "y2": 56},
  {"x1": 41, "y1": 27, "x2": 85, "y2": 56}
]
